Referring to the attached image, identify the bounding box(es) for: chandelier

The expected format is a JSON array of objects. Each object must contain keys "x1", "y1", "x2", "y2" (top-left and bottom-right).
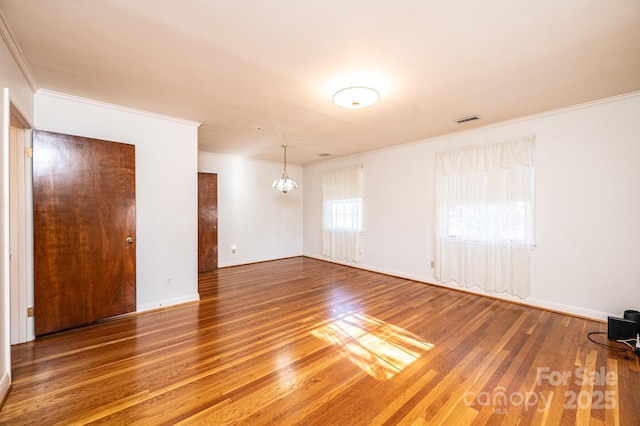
[{"x1": 272, "y1": 145, "x2": 298, "y2": 193}]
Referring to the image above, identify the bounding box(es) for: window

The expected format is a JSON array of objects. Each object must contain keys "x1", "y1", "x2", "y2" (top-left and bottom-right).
[
  {"x1": 322, "y1": 166, "x2": 363, "y2": 262},
  {"x1": 327, "y1": 198, "x2": 362, "y2": 231},
  {"x1": 434, "y1": 136, "x2": 535, "y2": 297},
  {"x1": 446, "y1": 201, "x2": 530, "y2": 242}
]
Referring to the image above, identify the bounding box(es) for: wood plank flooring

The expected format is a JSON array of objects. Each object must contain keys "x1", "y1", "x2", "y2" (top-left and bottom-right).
[{"x1": 1, "y1": 257, "x2": 638, "y2": 425}]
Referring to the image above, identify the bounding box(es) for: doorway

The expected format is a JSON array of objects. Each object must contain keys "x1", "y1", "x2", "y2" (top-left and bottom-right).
[
  {"x1": 32, "y1": 130, "x2": 136, "y2": 336},
  {"x1": 198, "y1": 173, "x2": 218, "y2": 272}
]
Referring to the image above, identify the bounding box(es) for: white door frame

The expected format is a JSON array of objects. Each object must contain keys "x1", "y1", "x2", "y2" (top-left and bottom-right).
[{"x1": 9, "y1": 103, "x2": 34, "y2": 344}]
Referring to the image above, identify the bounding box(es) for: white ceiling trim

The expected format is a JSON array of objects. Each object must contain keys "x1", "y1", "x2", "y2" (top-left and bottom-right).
[
  {"x1": 0, "y1": 11, "x2": 37, "y2": 92},
  {"x1": 36, "y1": 89, "x2": 201, "y2": 128}
]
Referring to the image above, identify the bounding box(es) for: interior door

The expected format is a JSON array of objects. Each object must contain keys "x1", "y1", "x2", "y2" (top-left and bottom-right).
[
  {"x1": 33, "y1": 130, "x2": 136, "y2": 336},
  {"x1": 198, "y1": 173, "x2": 218, "y2": 272}
]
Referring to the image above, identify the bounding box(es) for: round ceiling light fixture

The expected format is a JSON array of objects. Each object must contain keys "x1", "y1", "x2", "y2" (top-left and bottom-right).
[{"x1": 332, "y1": 86, "x2": 380, "y2": 109}]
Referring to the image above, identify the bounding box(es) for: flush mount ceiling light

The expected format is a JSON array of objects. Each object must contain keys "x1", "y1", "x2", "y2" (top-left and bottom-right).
[
  {"x1": 332, "y1": 86, "x2": 380, "y2": 109},
  {"x1": 272, "y1": 145, "x2": 298, "y2": 193}
]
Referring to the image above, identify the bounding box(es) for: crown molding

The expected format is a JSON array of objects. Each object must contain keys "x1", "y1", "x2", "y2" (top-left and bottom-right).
[
  {"x1": 0, "y1": 12, "x2": 38, "y2": 92},
  {"x1": 36, "y1": 89, "x2": 201, "y2": 127}
]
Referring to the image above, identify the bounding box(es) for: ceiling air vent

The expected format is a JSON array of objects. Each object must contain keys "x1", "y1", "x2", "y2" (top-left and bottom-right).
[{"x1": 455, "y1": 115, "x2": 481, "y2": 124}]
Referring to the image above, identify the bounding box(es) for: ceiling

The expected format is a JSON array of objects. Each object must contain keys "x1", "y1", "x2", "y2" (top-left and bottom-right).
[{"x1": 1, "y1": 0, "x2": 639, "y2": 165}]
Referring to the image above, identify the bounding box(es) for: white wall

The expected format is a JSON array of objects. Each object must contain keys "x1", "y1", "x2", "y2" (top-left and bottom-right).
[
  {"x1": 304, "y1": 92, "x2": 640, "y2": 321},
  {"x1": 198, "y1": 152, "x2": 303, "y2": 267},
  {"x1": 35, "y1": 91, "x2": 200, "y2": 312},
  {"x1": 1, "y1": 29, "x2": 34, "y2": 402}
]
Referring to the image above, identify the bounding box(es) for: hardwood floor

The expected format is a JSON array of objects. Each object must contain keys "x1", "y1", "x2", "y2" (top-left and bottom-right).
[{"x1": 1, "y1": 257, "x2": 638, "y2": 425}]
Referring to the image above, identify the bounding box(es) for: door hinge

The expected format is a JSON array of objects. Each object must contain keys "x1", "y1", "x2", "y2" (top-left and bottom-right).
[
  {"x1": 25, "y1": 147, "x2": 33, "y2": 158},
  {"x1": 27, "y1": 307, "x2": 34, "y2": 317}
]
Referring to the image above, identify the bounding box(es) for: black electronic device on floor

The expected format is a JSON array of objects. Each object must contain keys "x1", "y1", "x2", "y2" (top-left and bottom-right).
[
  {"x1": 607, "y1": 309, "x2": 640, "y2": 342},
  {"x1": 607, "y1": 316, "x2": 637, "y2": 341}
]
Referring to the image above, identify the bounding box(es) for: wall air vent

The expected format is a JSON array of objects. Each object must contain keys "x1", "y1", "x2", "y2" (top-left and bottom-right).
[{"x1": 455, "y1": 115, "x2": 481, "y2": 124}]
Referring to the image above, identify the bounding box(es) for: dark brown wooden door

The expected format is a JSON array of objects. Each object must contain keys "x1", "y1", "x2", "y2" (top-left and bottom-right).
[
  {"x1": 33, "y1": 130, "x2": 136, "y2": 336},
  {"x1": 198, "y1": 173, "x2": 218, "y2": 272}
]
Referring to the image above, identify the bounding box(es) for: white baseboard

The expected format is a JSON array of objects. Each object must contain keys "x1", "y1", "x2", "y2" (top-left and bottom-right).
[
  {"x1": 219, "y1": 253, "x2": 303, "y2": 268},
  {"x1": 0, "y1": 371, "x2": 10, "y2": 405},
  {"x1": 137, "y1": 293, "x2": 200, "y2": 313},
  {"x1": 302, "y1": 253, "x2": 613, "y2": 322}
]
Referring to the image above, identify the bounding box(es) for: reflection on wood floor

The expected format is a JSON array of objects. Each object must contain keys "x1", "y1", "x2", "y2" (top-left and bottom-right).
[{"x1": 1, "y1": 257, "x2": 639, "y2": 425}]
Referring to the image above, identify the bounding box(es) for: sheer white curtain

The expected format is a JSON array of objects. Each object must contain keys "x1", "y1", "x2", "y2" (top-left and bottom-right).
[
  {"x1": 434, "y1": 135, "x2": 535, "y2": 298},
  {"x1": 322, "y1": 166, "x2": 363, "y2": 262}
]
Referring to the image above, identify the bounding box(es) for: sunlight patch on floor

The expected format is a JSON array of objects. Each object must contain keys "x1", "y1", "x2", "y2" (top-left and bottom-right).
[{"x1": 311, "y1": 312, "x2": 434, "y2": 380}]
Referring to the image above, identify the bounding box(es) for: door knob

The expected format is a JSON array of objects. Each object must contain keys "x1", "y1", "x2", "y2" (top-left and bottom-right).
[
  {"x1": 126, "y1": 236, "x2": 134, "y2": 244},
  {"x1": 213, "y1": 226, "x2": 217, "y2": 230}
]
